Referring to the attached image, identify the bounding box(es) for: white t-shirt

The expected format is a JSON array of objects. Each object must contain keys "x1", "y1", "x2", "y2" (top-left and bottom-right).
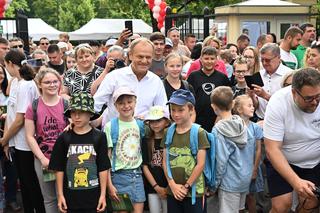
[
  {"x1": 264, "y1": 86, "x2": 320, "y2": 168},
  {"x1": 7, "y1": 78, "x2": 38, "y2": 150},
  {"x1": 280, "y1": 48, "x2": 298, "y2": 70},
  {"x1": 256, "y1": 63, "x2": 292, "y2": 119}
]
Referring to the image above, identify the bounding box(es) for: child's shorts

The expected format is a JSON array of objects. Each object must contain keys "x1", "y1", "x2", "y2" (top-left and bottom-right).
[{"x1": 111, "y1": 168, "x2": 146, "y2": 203}]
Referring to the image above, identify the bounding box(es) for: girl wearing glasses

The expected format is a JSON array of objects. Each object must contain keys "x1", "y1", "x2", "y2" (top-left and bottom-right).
[{"x1": 25, "y1": 68, "x2": 69, "y2": 213}]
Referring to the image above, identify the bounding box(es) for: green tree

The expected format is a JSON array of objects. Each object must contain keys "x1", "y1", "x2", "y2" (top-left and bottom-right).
[
  {"x1": 58, "y1": 0, "x2": 95, "y2": 31},
  {"x1": 5, "y1": 0, "x2": 29, "y2": 18},
  {"x1": 32, "y1": 0, "x2": 58, "y2": 28}
]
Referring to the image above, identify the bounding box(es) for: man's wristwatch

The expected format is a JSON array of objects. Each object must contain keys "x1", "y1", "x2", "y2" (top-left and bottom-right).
[{"x1": 184, "y1": 183, "x2": 191, "y2": 190}]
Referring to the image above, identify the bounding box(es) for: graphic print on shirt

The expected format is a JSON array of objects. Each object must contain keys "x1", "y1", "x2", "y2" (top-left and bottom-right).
[
  {"x1": 169, "y1": 146, "x2": 204, "y2": 194},
  {"x1": 39, "y1": 115, "x2": 61, "y2": 158},
  {"x1": 115, "y1": 127, "x2": 141, "y2": 168},
  {"x1": 151, "y1": 149, "x2": 163, "y2": 167},
  {"x1": 202, "y1": 83, "x2": 215, "y2": 95},
  {"x1": 66, "y1": 144, "x2": 98, "y2": 190}
]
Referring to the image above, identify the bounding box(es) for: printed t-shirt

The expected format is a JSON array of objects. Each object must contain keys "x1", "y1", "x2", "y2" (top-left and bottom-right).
[
  {"x1": 25, "y1": 97, "x2": 68, "y2": 159},
  {"x1": 142, "y1": 138, "x2": 168, "y2": 193},
  {"x1": 49, "y1": 128, "x2": 110, "y2": 210},
  {"x1": 105, "y1": 119, "x2": 142, "y2": 171},
  {"x1": 160, "y1": 127, "x2": 210, "y2": 196}
]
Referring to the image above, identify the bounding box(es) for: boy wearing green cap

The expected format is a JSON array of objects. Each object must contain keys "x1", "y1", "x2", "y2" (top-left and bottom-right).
[{"x1": 49, "y1": 92, "x2": 110, "y2": 213}]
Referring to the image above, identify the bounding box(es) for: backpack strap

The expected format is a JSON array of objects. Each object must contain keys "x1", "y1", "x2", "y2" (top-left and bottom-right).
[
  {"x1": 32, "y1": 98, "x2": 40, "y2": 135},
  {"x1": 189, "y1": 123, "x2": 200, "y2": 205},
  {"x1": 110, "y1": 118, "x2": 145, "y2": 172},
  {"x1": 62, "y1": 98, "x2": 69, "y2": 124},
  {"x1": 165, "y1": 123, "x2": 176, "y2": 180},
  {"x1": 110, "y1": 118, "x2": 119, "y2": 172}
]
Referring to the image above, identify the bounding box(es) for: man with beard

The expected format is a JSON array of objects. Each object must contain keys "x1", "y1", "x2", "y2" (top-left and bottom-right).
[
  {"x1": 264, "y1": 68, "x2": 320, "y2": 213},
  {"x1": 280, "y1": 27, "x2": 303, "y2": 70},
  {"x1": 291, "y1": 23, "x2": 316, "y2": 68}
]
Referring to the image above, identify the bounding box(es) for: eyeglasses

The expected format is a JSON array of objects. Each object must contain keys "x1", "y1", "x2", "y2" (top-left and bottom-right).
[
  {"x1": 42, "y1": 80, "x2": 59, "y2": 85},
  {"x1": 12, "y1": 45, "x2": 23, "y2": 49},
  {"x1": 235, "y1": 70, "x2": 247, "y2": 75},
  {"x1": 40, "y1": 43, "x2": 49, "y2": 45},
  {"x1": 261, "y1": 55, "x2": 278, "y2": 63},
  {"x1": 295, "y1": 89, "x2": 320, "y2": 103}
]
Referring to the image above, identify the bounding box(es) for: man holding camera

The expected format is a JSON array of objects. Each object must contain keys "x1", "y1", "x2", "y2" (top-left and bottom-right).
[
  {"x1": 90, "y1": 45, "x2": 126, "y2": 95},
  {"x1": 264, "y1": 68, "x2": 320, "y2": 213}
]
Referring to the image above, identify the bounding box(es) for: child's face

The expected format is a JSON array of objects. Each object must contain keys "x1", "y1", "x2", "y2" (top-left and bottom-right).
[
  {"x1": 165, "y1": 57, "x2": 182, "y2": 79},
  {"x1": 70, "y1": 110, "x2": 92, "y2": 128},
  {"x1": 234, "y1": 63, "x2": 249, "y2": 84},
  {"x1": 39, "y1": 73, "x2": 60, "y2": 96},
  {"x1": 200, "y1": 54, "x2": 217, "y2": 72},
  {"x1": 240, "y1": 98, "x2": 254, "y2": 118},
  {"x1": 115, "y1": 95, "x2": 136, "y2": 119},
  {"x1": 149, "y1": 118, "x2": 168, "y2": 134},
  {"x1": 170, "y1": 104, "x2": 192, "y2": 125}
]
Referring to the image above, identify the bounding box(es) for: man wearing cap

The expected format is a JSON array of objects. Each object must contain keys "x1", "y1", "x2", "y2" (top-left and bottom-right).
[
  {"x1": 164, "y1": 38, "x2": 173, "y2": 57},
  {"x1": 94, "y1": 38, "x2": 168, "y2": 124}
]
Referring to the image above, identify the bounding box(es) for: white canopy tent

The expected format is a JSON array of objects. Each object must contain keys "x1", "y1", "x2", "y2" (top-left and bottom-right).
[
  {"x1": 69, "y1": 18, "x2": 153, "y2": 40},
  {"x1": 0, "y1": 18, "x2": 62, "y2": 41}
]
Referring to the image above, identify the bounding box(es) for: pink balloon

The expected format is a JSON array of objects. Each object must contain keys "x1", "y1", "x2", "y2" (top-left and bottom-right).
[
  {"x1": 153, "y1": 12, "x2": 160, "y2": 20},
  {"x1": 154, "y1": 0, "x2": 161, "y2": 6},
  {"x1": 160, "y1": 27, "x2": 165, "y2": 34},
  {"x1": 152, "y1": 5, "x2": 160, "y2": 13}
]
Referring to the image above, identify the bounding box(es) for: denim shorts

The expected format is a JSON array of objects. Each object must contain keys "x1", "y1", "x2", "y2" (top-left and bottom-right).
[{"x1": 111, "y1": 168, "x2": 146, "y2": 203}]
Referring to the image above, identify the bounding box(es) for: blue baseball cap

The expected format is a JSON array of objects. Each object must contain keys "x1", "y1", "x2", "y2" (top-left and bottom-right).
[{"x1": 167, "y1": 89, "x2": 195, "y2": 106}]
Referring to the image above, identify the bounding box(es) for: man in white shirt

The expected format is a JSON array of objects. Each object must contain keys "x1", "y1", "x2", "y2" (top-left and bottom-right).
[
  {"x1": 94, "y1": 38, "x2": 168, "y2": 125},
  {"x1": 279, "y1": 26, "x2": 303, "y2": 70},
  {"x1": 253, "y1": 43, "x2": 292, "y2": 119},
  {"x1": 264, "y1": 68, "x2": 320, "y2": 213}
]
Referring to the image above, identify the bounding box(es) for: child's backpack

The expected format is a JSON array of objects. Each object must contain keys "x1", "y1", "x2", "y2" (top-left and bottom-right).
[
  {"x1": 165, "y1": 123, "x2": 216, "y2": 205},
  {"x1": 110, "y1": 118, "x2": 145, "y2": 172}
]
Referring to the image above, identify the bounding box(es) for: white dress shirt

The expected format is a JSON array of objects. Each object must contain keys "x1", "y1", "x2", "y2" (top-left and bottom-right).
[{"x1": 94, "y1": 65, "x2": 168, "y2": 125}]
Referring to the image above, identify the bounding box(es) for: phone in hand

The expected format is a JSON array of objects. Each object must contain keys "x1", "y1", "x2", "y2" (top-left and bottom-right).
[
  {"x1": 244, "y1": 72, "x2": 264, "y2": 90},
  {"x1": 125, "y1": 20, "x2": 133, "y2": 37},
  {"x1": 26, "y1": 58, "x2": 43, "y2": 67}
]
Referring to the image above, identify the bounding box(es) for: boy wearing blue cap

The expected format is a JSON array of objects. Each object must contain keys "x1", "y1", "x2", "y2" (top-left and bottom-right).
[{"x1": 161, "y1": 89, "x2": 210, "y2": 213}]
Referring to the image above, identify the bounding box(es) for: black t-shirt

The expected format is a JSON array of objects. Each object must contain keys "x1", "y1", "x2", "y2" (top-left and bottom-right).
[
  {"x1": 232, "y1": 85, "x2": 246, "y2": 99},
  {"x1": 142, "y1": 138, "x2": 168, "y2": 193},
  {"x1": 150, "y1": 59, "x2": 166, "y2": 79},
  {"x1": 163, "y1": 79, "x2": 195, "y2": 100},
  {"x1": 49, "y1": 128, "x2": 110, "y2": 210},
  {"x1": 187, "y1": 69, "x2": 231, "y2": 131},
  {"x1": 48, "y1": 61, "x2": 66, "y2": 75}
]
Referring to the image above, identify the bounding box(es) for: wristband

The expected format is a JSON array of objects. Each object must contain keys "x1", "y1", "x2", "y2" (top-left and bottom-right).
[{"x1": 152, "y1": 183, "x2": 158, "y2": 188}]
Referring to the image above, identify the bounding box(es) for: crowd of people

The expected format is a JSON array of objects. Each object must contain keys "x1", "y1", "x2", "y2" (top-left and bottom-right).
[{"x1": 0, "y1": 21, "x2": 317, "y2": 213}]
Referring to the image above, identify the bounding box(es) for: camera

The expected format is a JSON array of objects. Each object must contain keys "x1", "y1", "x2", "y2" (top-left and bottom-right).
[
  {"x1": 313, "y1": 186, "x2": 320, "y2": 198},
  {"x1": 110, "y1": 59, "x2": 126, "y2": 71}
]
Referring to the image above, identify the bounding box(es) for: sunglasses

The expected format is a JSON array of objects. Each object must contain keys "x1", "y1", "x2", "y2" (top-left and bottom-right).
[
  {"x1": 40, "y1": 43, "x2": 49, "y2": 45},
  {"x1": 12, "y1": 45, "x2": 23, "y2": 49}
]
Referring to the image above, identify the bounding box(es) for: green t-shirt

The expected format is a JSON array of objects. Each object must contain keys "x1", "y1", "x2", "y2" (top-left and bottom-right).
[
  {"x1": 105, "y1": 119, "x2": 142, "y2": 171},
  {"x1": 291, "y1": 44, "x2": 307, "y2": 69},
  {"x1": 161, "y1": 127, "x2": 210, "y2": 196}
]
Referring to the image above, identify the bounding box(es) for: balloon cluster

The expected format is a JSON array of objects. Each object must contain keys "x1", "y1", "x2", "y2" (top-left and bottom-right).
[
  {"x1": 0, "y1": 0, "x2": 12, "y2": 18},
  {"x1": 145, "y1": 0, "x2": 167, "y2": 33}
]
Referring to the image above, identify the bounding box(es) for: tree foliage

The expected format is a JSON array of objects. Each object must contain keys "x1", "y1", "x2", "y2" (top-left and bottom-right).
[{"x1": 4, "y1": 0, "x2": 242, "y2": 31}]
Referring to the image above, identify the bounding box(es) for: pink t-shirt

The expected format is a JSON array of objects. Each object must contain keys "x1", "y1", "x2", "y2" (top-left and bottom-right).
[
  {"x1": 186, "y1": 59, "x2": 227, "y2": 78},
  {"x1": 25, "y1": 97, "x2": 67, "y2": 159}
]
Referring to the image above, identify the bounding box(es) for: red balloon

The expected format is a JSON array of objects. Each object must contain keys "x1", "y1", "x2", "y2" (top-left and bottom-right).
[
  {"x1": 157, "y1": 15, "x2": 165, "y2": 23},
  {"x1": 157, "y1": 22, "x2": 163, "y2": 30},
  {"x1": 0, "y1": 0, "x2": 5, "y2": 8},
  {"x1": 159, "y1": 9, "x2": 166, "y2": 16},
  {"x1": 148, "y1": 3, "x2": 154, "y2": 10},
  {"x1": 160, "y1": 2, "x2": 167, "y2": 10}
]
